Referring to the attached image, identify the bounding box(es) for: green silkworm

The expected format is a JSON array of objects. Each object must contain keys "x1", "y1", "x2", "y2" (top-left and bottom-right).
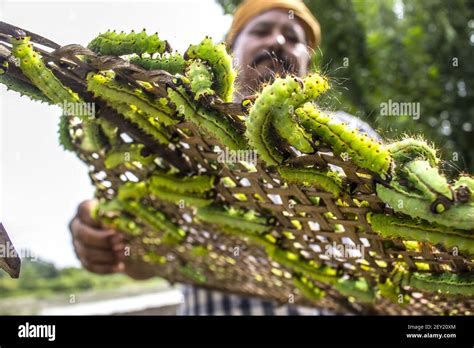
[
  {"x1": 272, "y1": 73, "x2": 329, "y2": 153},
  {"x1": 185, "y1": 37, "x2": 235, "y2": 102},
  {"x1": 213, "y1": 225, "x2": 277, "y2": 249},
  {"x1": 293, "y1": 275, "x2": 325, "y2": 302},
  {"x1": 149, "y1": 172, "x2": 215, "y2": 194},
  {"x1": 149, "y1": 185, "x2": 214, "y2": 208},
  {"x1": 265, "y1": 245, "x2": 339, "y2": 285},
  {"x1": 403, "y1": 272, "x2": 474, "y2": 296},
  {"x1": 0, "y1": 72, "x2": 51, "y2": 104},
  {"x1": 333, "y1": 278, "x2": 376, "y2": 303},
  {"x1": 87, "y1": 72, "x2": 178, "y2": 127},
  {"x1": 119, "y1": 199, "x2": 186, "y2": 243},
  {"x1": 376, "y1": 184, "x2": 474, "y2": 230},
  {"x1": 129, "y1": 52, "x2": 185, "y2": 74},
  {"x1": 104, "y1": 143, "x2": 154, "y2": 169},
  {"x1": 296, "y1": 103, "x2": 392, "y2": 176},
  {"x1": 369, "y1": 213, "x2": 474, "y2": 254},
  {"x1": 117, "y1": 182, "x2": 148, "y2": 200},
  {"x1": 196, "y1": 206, "x2": 272, "y2": 234},
  {"x1": 397, "y1": 160, "x2": 453, "y2": 202},
  {"x1": 185, "y1": 60, "x2": 215, "y2": 101},
  {"x1": 98, "y1": 118, "x2": 119, "y2": 147},
  {"x1": 80, "y1": 121, "x2": 107, "y2": 153},
  {"x1": 111, "y1": 103, "x2": 171, "y2": 144},
  {"x1": 167, "y1": 85, "x2": 247, "y2": 150},
  {"x1": 87, "y1": 29, "x2": 169, "y2": 56},
  {"x1": 278, "y1": 165, "x2": 343, "y2": 197},
  {"x1": 387, "y1": 138, "x2": 439, "y2": 167},
  {"x1": 11, "y1": 36, "x2": 82, "y2": 105}
]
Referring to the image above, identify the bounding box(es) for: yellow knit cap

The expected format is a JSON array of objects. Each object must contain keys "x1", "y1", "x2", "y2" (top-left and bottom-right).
[{"x1": 226, "y1": 0, "x2": 321, "y2": 49}]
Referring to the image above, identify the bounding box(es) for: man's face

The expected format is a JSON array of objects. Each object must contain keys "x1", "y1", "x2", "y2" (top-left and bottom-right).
[{"x1": 232, "y1": 9, "x2": 311, "y2": 96}]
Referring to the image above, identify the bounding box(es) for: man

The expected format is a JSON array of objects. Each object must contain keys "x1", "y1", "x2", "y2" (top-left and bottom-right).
[{"x1": 70, "y1": 0, "x2": 376, "y2": 315}]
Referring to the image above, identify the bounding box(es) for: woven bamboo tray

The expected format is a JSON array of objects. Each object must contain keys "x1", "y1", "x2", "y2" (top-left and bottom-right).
[{"x1": 0, "y1": 22, "x2": 473, "y2": 315}]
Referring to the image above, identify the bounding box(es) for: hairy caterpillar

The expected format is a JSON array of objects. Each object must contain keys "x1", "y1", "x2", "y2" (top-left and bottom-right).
[
  {"x1": 87, "y1": 72, "x2": 178, "y2": 127},
  {"x1": 212, "y1": 225, "x2": 277, "y2": 249},
  {"x1": 271, "y1": 73, "x2": 329, "y2": 153},
  {"x1": 87, "y1": 29, "x2": 169, "y2": 56},
  {"x1": 149, "y1": 172, "x2": 215, "y2": 194},
  {"x1": 104, "y1": 143, "x2": 154, "y2": 169},
  {"x1": 11, "y1": 36, "x2": 82, "y2": 106},
  {"x1": 185, "y1": 37, "x2": 235, "y2": 102},
  {"x1": 265, "y1": 245, "x2": 338, "y2": 285},
  {"x1": 376, "y1": 184, "x2": 473, "y2": 230},
  {"x1": 387, "y1": 138, "x2": 439, "y2": 167},
  {"x1": 111, "y1": 103, "x2": 171, "y2": 144},
  {"x1": 167, "y1": 85, "x2": 247, "y2": 150},
  {"x1": 403, "y1": 272, "x2": 474, "y2": 296},
  {"x1": 278, "y1": 165, "x2": 343, "y2": 197},
  {"x1": 296, "y1": 103, "x2": 391, "y2": 176},
  {"x1": 333, "y1": 278, "x2": 376, "y2": 303},
  {"x1": 196, "y1": 206, "x2": 273, "y2": 234},
  {"x1": 119, "y1": 199, "x2": 186, "y2": 243},
  {"x1": 0, "y1": 71, "x2": 52, "y2": 104},
  {"x1": 293, "y1": 275, "x2": 325, "y2": 302},
  {"x1": 80, "y1": 121, "x2": 107, "y2": 153},
  {"x1": 129, "y1": 52, "x2": 185, "y2": 74},
  {"x1": 369, "y1": 213, "x2": 474, "y2": 254},
  {"x1": 185, "y1": 60, "x2": 215, "y2": 101},
  {"x1": 396, "y1": 160, "x2": 453, "y2": 203},
  {"x1": 149, "y1": 185, "x2": 214, "y2": 208}
]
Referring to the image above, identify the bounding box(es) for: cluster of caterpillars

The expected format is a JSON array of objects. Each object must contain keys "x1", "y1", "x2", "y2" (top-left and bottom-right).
[{"x1": 2, "y1": 29, "x2": 473, "y2": 305}]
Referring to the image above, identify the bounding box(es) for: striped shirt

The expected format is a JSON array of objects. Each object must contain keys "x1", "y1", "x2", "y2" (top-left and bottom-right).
[{"x1": 178, "y1": 286, "x2": 335, "y2": 315}]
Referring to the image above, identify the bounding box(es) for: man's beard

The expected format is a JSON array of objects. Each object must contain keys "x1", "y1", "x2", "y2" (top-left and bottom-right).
[{"x1": 250, "y1": 49, "x2": 297, "y2": 84}]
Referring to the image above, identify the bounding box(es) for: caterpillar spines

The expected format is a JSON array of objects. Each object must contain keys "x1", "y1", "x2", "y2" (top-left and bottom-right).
[
  {"x1": 375, "y1": 184, "x2": 474, "y2": 230},
  {"x1": 185, "y1": 60, "x2": 216, "y2": 101},
  {"x1": 167, "y1": 86, "x2": 247, "y2": 150},
  {"x1": 149, "y1": 185, "x2": 214, "y2": 208},
  {"x1": 58, "y1": 114, "x2": 74, "y2": 151},
  {"x1": 296, "y1": 103, "x2": 392, "y2": 176},
  {"x1": 130, "y1": 53, "x2": 185, "y2": 75},
  {"x1": 369, "y1": 213, "x2": 474, "y2": 254},
  {"x1": 388, "y1": 137, "x2": 439, "y2": 167},
  {"x1": 149, "y1": 172, "x2": 215, "y2": 194},
  {"x1": 11, "y1": 36, "x2": 82, "y2": 106},
  {"x1": 405, "y1": 272, "x2": 474, "y2": 296},
  {"x1": 185, "y1": 37, "x2": 235, "y2": 102},
  {"x1": 86, "y1": 72, "x2": 179, "y2": 127},
  {"x1": 278, "y1": 165, "x2": 343, "y2": 197},
  {"x1": 88, "y1": 29, "x2": 170, "y2": 56},
  {"x1": 196, "y1": 205, "x2": 273, "y2": 234},
  {"x1": 104, "y1": 143, "x2": 155, "y2": 169}
]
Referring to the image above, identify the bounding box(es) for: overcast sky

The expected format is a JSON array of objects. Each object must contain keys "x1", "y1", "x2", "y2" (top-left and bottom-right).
[{"x1": 0, "y1": 0, "x2": 232, "y2": 267}]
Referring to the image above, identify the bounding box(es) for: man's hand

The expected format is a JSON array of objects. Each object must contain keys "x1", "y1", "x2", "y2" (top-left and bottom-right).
[
  {"x1": 70, "y1": 199, "x2": 159, "y2": 280},
  {"x1": 70, "y1": 200, "x2": 125, "y2": 274}
]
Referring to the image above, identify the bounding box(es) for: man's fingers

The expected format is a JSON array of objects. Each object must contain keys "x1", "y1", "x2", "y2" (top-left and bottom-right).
[
  {"x1": 77, "y1": 199, "x2": 101, "y2": 228},
  {"x1": 71, "y1": 217, "x2": 116, "y2": 249},
  {"x1": 73, "y1": 239, "x2": 119, "y2": 264},
  {"x1": 82, "y1": 260, "x2": 125, "y2": 275}
]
